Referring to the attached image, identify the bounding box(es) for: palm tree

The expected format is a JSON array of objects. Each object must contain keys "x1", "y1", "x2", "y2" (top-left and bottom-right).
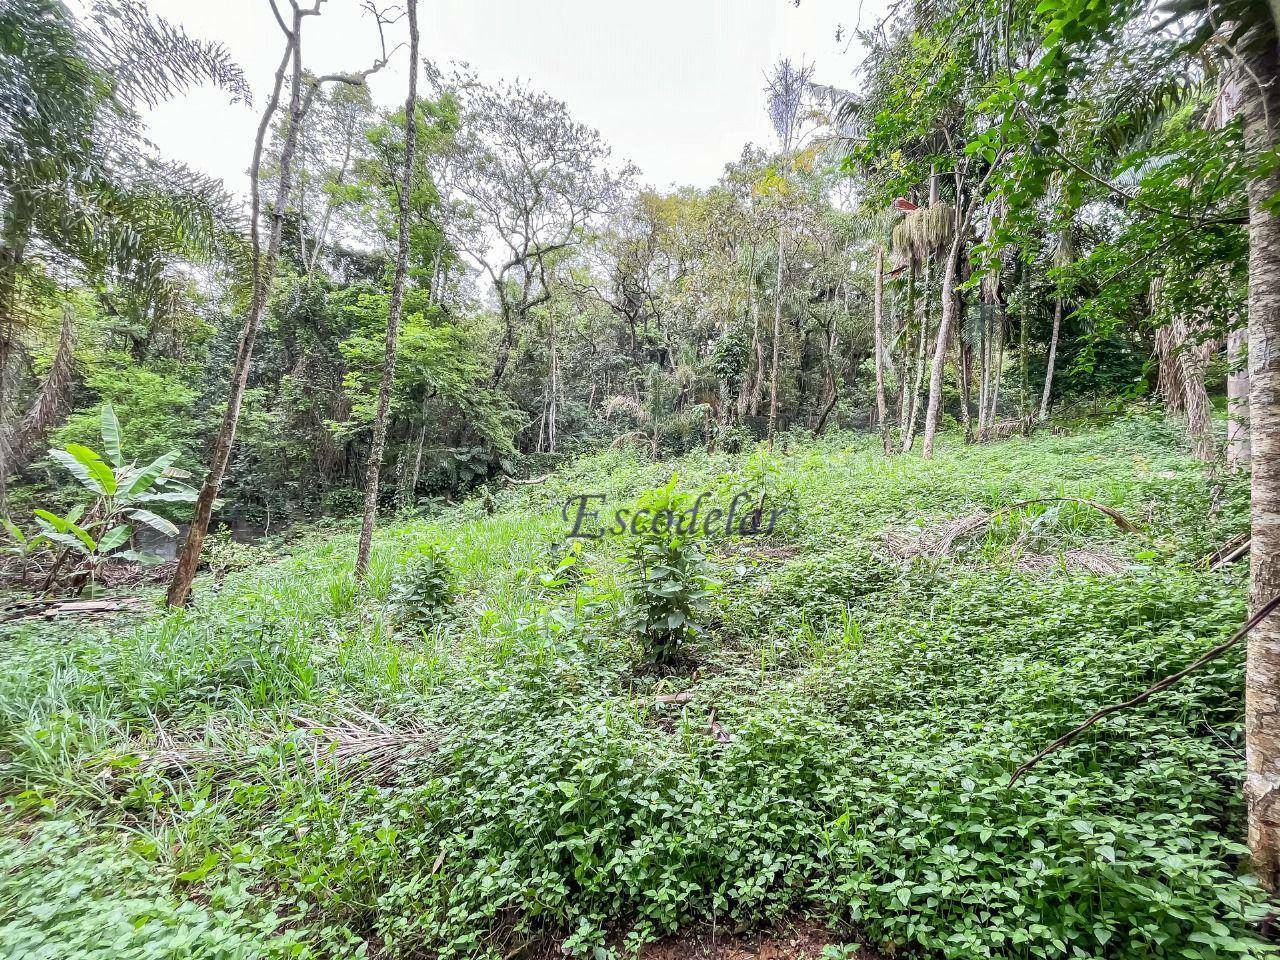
[{"x1": 0, "y1": 0, "x2": 248, "y2": 505}]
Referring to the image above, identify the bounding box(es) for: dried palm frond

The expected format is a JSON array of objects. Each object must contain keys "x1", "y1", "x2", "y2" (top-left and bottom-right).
[
  {"x1": 9, "y1": 305, "x2": 77, "y2": 470},
  {"x1": 1013, "y1": 549, "x2": 1130, "y2": 575},
  {"x1": 891, "y1": 202, "x2": 955, "y2": 262},
  {"x1": 1052, "y1": 226, "x2": 1079, "y2": 268},
  {"x1": 603, "y1": 395, "x2": 651, "y2": 424},
  {"x1": 144, "y1": 707, "x2": 438, "y2": 790},
  {"x1": 882, "y1": 512, "x2": 990, "y2": 559}
]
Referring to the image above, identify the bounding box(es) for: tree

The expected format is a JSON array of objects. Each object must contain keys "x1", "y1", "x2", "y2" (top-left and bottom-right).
[
  {"x1": 167, "y1": 0, "x2": 390, "y2": 607},
  {"x1": 436, "y1": 69, "x2": 628, "y2": 387},
  {"x1": 0, "y1": 0, "x2": 247, "y2": 506},
  {"x1": 355, "y1": 0, "x2": 418, "y2": 580}
]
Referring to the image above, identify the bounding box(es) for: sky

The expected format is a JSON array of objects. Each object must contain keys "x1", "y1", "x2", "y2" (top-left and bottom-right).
[{"x1": 124, "y1": 0, "x2": 885, "y2": 198}]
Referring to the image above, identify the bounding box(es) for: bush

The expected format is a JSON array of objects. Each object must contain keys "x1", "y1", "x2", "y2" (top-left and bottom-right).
[
  {"x1": 621, "y1": 478, "x2": 716, "y2": 665},
  {"x1": 388, "y1": 544, "x2": 454, "y2": 627}
]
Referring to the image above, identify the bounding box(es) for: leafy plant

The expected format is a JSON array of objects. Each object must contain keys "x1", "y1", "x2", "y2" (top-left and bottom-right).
[
  {"x1": 388, "y1": 543, "x2": 454, "y2": 627},
  {"x1": 202, "y1": 531, "x2": 268, "y2": 578},
  {"x1": 621, "y1": 477, "x2": 717, "y2": 665},
  {"x1": 0, "y1": 517, "x2": 49, "y2": 580},
  {"x1": 33, "y1": 404, "x2": 195, "y2": 589}
]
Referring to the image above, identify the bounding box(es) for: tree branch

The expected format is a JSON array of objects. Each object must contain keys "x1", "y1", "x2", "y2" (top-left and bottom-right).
[{"x1": 1009, "y1": 592, "x2": 1280, "y2": 784}]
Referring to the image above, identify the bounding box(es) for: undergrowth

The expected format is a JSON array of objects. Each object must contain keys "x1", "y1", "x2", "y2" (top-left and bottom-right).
[{"x1": 0, "y1": 415, "x2": 1268, "y2": 959}]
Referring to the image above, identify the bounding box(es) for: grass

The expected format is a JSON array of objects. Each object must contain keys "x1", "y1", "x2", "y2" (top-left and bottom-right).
[{"x1": 0, "y1": 414, "x2": 1268, "y2": 959}]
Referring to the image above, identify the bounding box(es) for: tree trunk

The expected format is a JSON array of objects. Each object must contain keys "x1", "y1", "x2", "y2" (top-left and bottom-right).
[
  {"x1": 978, "y1": 305, "x2": 990, "y2": 438},
  {"x1": 767, "y1": 221, "x2": 786, "y2": 447},
  {"x1": 902, "y1": 303, "x2": 928, "y2": 453},
  {"x1": 354, "y1": 0, "x2": 419, "y2": 580},
  {"x1": 1243, "y1": 42, "x2": 1280, "y2": 894},
  {"x1": 1169, "y1": 313, "x2": 1214, "y2": 460},
  {"x1": 922, "y1": 229, "x2": 963, "y2": 458},
  {"x1": 491, "y1": 297, "x2": 516, "y2": 387},
  {"x1": 1020, "y1": 267, "x2": 1031, "y2": 416},
  {"x1": 987, "y1": 310, "x2": 1005, "y2": 428},
  {"x1": 736, "y1": 242, "x2": 760, "y2": 422},
  {"x1": 1038, "y1": 296, "x2": 1061, "y2": 422},
  {"x1": 547, "y1": 313, "x2": 559, "y2": 454},
  {"x1": 1229, "y1": 321, "x2": 1251, "y2": 467},
  {"x1": 873, "y1": 247, "x2": 888, "y2": 433},
  {"x1": 166, "y1": 22, "x2": 303, "y2": 607}
]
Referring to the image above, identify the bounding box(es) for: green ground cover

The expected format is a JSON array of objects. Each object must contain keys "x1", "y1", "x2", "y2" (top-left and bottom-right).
[{"x1": 0, "y1": 416, "x2": 1266, "y2": 959}]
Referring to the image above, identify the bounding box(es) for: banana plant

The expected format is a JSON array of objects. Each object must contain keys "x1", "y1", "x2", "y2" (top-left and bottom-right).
[
  {"x1": 1, "y1": 517, "x2": 49, "y2": 580},
  {"x1": 29, "y1": 404, "x2": 196, "y2": 590}
]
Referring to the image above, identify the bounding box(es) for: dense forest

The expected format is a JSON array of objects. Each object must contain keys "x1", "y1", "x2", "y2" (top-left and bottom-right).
[{"x1": 4, "y1": 0, "x2": 1280, "y2": 957}]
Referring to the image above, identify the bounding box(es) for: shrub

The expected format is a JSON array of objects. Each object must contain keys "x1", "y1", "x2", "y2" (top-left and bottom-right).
[
  {"x1": 388, "y1": 544, "x2": 454, "y2": 627},
  {"x1": 621, "y1": 478, "x2": 716, "y2": 665}
]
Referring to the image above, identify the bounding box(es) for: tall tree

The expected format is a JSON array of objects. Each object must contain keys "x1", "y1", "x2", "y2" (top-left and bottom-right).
[
  {"x1": 167, "y1": 0, "x2": 387, "y2": 607},
  {"x1": 0, "y1": 0, "x2": 247, "y2": 506},
  {"x1": 355, "y1": 0, "x2": 419, "y2": 580},
  {"x1": 437, "y1": 69, "x2": 626, "y2": 387}
]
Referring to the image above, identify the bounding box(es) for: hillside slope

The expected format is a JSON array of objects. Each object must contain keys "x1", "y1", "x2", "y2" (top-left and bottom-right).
[{"x1": 0, "y1": 417, "x2": 1267, "y2": 960}]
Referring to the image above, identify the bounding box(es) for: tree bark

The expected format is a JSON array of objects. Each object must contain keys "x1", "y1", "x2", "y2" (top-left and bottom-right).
[
  {"x1": 902, "y1": 303, "x2": 928, "y2": 453},
  {"x1": 922, "y1": 228, "x2": 963, "y2": 458},
  {"x1": 987, "y1": 310, "x2": 1005, "y2": 428},
  {"x1": 767, "y1": 220, "x2": 786, "y2": 447},
  {"x1": 355, "y1": 0, "x2": 419, "y2": 580},
  {"x1": 166, "y1": 22, "x2": 302, "y2": 608},
  {"x1": 1229, "y1": 321, "x2": 1251, "y2": 467},
  {"x1": 873, "y1": 247, "x2": 888, "y2": 435},
  {"x1": 1243, "y1": 42, "x2": 1280, "y2": 894},
  {"x1": 1038, "y1": 296, "x2": 1062, "y2": 422}
]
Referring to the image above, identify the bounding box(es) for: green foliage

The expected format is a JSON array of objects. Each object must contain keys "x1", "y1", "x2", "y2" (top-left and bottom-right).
[
  {"x1": 621, "y1": 478, "x2": 717, "y2": 665},
  {"x1": 0, "y1": 821, "x2": 311, "y2": 960},
  {"x1": 53, "y1": 355, "x2": 205, "y2": 467},
  {"x1": 388, "y1": 543, "x2": 455, "y2": 627},
  {"x1": 0, "y1": 419, "x2": 1268, "y2": 959},
  {"x1": 20, "y1": 405, "x2": 195, "y2": 587},
  {"x1": 202, "y1": 531, "x2": 269, "y2": 578}
]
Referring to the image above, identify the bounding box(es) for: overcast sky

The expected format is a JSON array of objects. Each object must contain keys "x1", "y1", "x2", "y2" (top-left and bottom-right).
[{"x1": 122, "y1": 0, "x2": 883, "y2": 197}]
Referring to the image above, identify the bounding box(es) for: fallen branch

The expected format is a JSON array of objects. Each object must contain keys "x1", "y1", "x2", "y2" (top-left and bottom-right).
[
  {"x1": 995, "y1": 497, "x2": 1141, "y2": 535},
  {"x1": 1009, "y1": 591, "x2": 1280, "y2": 784},
  {"x1": 1203, "y1": 532, "x2": 1250, "y2": 570},
  {"x1": 882, "y1": 497, "x2": 1141, "y2": 562},
  {"x1": 503, "y1": 474, "x2": 550, "y2": 486}
]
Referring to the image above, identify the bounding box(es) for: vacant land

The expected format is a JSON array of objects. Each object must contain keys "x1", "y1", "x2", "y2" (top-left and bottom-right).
[{"x1": 0, "y1": 417, "x2": 1265, "y2": 959}]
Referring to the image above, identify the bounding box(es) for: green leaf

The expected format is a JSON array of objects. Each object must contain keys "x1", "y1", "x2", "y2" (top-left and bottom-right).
[
  {"x1": 3, "y1": 518, "x2": 26, "y2": 544},
  {"x1": 97, "y1": 524, "x2": 131, "y2": 554},
  {"x1": 101, "y1": 403, "x2": 123, "y2": 467},
  {"x1": 33, "y1": 509, "x2": 70, "y2": 533},
  {"x1": 66, "y1": 520, "x2": 97, "y2": 552},
  {"x1": 123, "y1": 451, "x2": 180, "y2": 498},
  {"x1": 127, "y1": 508, "x2": 178, "y2": 538},
  {"x1": 67, "y1": 444, "x2": 118, "y2": 496},
  {"x1": 177, "y1": 851, "x2": 219, "y2": 883},
  {"x1": 49, "y1": 448, "x2": 106, "y2": 496},
  {"x1": 133, "y1": 488, "x2": 198, "y2": 504}
]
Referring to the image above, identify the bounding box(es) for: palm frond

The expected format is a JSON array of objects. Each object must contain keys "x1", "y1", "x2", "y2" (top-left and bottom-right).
[
  {"x1": 603, "y1": 395, "x2": 652, "y2": 425},
  {"x1": 891, "y1": 202, "x2": 955, "y2": 261},
  {"x1": 89, "y1": 0, "x2": 251, "y2": 108}
]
